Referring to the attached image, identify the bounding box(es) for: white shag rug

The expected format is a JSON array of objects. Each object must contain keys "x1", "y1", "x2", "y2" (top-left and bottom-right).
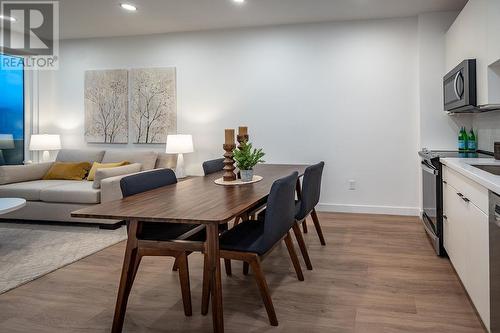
[{"x1": 0, "y1": 222, "x2": 127, "y2": 294}]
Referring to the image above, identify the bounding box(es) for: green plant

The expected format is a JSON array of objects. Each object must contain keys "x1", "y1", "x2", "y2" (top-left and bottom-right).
[{"x1": 233, "y1": 140, "x2": 265, "y2": 170}]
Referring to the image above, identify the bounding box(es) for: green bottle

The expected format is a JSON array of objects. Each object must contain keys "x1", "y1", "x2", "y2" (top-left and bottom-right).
[
  {"x1": 468, "y1": 128, "x2": 477, "y2": 152},
  {"x1": 458, "y1": 127, "x2": 467, "y2": 151}
]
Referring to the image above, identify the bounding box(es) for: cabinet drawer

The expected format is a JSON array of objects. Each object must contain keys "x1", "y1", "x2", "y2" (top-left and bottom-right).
[{"x1": 443, "y1": 166, "x2": 488, "y2": 213}]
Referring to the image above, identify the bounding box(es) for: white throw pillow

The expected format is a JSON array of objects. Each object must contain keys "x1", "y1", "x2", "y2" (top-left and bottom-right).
[{"x1": 92, "y1": 163, "x2": 142, "y2": 189}]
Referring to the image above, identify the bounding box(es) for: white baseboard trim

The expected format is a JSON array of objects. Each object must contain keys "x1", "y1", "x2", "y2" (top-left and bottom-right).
[{"x1": 317, "y1": 203, "x2": 420, "y2": 216}]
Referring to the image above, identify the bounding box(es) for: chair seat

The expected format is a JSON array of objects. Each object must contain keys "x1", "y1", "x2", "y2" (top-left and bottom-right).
[
  {"x1": 220, "y1": 218, "x2": 268, "y2": 255},
  {"x1": 138, "y1": 222, "x2": 203, "y2": 241}
]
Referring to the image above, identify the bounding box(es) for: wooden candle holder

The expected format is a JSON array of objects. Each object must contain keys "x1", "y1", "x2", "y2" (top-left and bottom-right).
[
  {"x1": 236, "y1": 134, "x2": 249, "y2": 149},
  {"x1": 222, "y1": 143, "x2": 237, "y2": 181}
]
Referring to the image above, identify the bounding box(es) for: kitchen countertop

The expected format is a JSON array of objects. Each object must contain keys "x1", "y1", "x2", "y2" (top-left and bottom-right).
[{"x1": 441, "y1": 157, "x2": 500, "y2": 194}]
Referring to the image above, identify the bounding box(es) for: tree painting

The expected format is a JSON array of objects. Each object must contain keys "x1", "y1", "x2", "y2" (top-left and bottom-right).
[
  {"x1": 84, "y1": 70, "x2": 128, "y2": 143},
  {"x1": 130, "y1": 68, "x2": 176, "y2": 144}
]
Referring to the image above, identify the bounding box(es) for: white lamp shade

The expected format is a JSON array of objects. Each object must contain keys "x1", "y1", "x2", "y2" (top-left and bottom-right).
[
  {"x1": 29, "y1": 134, "x2": 61, "y2": 151},
  {"x1": 166, "y1": 134, "x2": 194, "y2": 154},
  {"x1": 0, "y1": 134, "x2": 15, "y2": 149}
]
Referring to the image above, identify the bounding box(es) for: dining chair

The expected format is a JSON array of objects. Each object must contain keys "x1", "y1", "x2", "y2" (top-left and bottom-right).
[
  {"x1": 201, "y1": 172, "x2": 304, "y2": 326},
  {"x1": 202, "y1": 158, "x2": 225, "y2": 176},
  {"x1": 116, "y1": 168, "x2": 205, "y2": 325},
  {"x1": 296, "y1": 161, "x2": 326, "y2": 248}
]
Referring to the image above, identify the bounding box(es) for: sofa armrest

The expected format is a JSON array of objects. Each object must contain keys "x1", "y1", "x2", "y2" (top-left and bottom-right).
[
  {"x1": 0, "y1": 162, "x2": 54, "y2": 185},
  {"x1": 100, "y1": 174, "x2": 126, "y2": 203},
  {"x1": 100, "y1": 168, "x2": 168, "y2": 203}
]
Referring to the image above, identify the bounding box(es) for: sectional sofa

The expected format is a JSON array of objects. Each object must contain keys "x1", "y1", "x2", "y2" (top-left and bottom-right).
[{"x1": 0, "y1": 149, "x2": 176, "y2": 225}]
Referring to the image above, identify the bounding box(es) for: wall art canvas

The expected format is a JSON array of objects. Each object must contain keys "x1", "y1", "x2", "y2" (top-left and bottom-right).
[
  {"x1": 84, "y1": 69, "x2": 128, "y2": 143},
  {"x1": 130, "y1": 67, "x2": 177, "y2": 144}
]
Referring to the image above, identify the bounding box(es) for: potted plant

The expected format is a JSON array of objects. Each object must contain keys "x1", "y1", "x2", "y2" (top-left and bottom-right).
[{"x1": 233, "y1": 140, "x2": 265, "y2": 182}]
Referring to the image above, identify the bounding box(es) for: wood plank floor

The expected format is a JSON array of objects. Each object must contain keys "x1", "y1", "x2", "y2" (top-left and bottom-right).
[{"x1": 0, "y1": 213, "x2": 486, "y2": 332}]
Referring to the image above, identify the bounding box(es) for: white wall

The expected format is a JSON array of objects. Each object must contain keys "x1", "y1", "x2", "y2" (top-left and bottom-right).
[
  {"x1": 417, "y1": 11, "x2": 463, "y2": 151},
  {"x1": 39, "y1": 18, "x2": 423, "y2": 215}
]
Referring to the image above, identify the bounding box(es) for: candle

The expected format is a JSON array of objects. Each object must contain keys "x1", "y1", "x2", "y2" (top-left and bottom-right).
[
  {"x1": 238, "y1": 126, "x2": 248, "y2": 136},
  {"x1": 225, "y1": 129, "x2": 235, "y2": 144}
]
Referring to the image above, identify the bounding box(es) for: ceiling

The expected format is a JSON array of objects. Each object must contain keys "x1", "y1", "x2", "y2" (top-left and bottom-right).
[{"x1": 51, "y1": 0, "x2": 468, "y2": 39}]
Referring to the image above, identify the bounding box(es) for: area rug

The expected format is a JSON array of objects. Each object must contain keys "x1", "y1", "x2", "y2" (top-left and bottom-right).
[{"x1": 0, "y1": 222, "x2": 127, "y2": 294}]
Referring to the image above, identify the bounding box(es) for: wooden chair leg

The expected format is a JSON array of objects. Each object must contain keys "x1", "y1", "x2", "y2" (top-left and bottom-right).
[
  {"x1": 224, "y1": 259, "x2": 232, "y2": 276},
  {"x1": 249, "y1": 257, "x2": 278, "y2": 326},
  {"x1": 302, "y1": 218, "x2": 308, "y2": 233},
  {"x1": 112, "y1": 221, "x2": 139, "y2": 333},
  {"x1": 201, "y1": 253, "x2": 210, "y2": 315},
  {"x1": 292, "y1": 224, "x2": 313, "y2": 270},
  {"x1": 311, "y1": 208, "x2": 326, "y2": 246},
  {"x1": 172, "y1": 256, "x2": 179, "y2": 271},
  {"x1": 176, "y1": 252, "x2": 193, "y2": 317},
  {"x1": 173, "y1": 251, "x2": 194, "y2": 271},
  {"x1": 284, "y1": 232, "x2": 304, "y2": 281},
  {"x1": 243, "y1": 262, "x2": 249, "y2": 275}
]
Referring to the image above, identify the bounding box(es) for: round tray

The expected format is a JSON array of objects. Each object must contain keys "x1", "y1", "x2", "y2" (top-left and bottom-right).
[{"x1": 214, "y1": 175, "x2": 263, "y2": 186}]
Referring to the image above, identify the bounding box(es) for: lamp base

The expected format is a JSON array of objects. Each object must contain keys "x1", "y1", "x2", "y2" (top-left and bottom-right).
[
  {"x1": 42, "y1": 151, "x2": 50, "y2": 162},
  {"x1": 175, "y1": 153, "x2": 187, "y2": 179}
]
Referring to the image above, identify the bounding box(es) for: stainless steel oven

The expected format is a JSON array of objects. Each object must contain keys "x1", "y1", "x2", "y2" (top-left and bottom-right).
[{"x1": 421, "y1": 159, "x2": 441, "y2": 255}]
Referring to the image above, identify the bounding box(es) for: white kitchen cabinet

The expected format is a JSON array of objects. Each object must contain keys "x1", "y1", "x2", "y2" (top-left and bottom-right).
[
  {"x1": 446, "y1": 0, "x2": 500, "y2": 105},
  {"x1": 465, "y1": 199, "x2": 490, "y2": 330},
  {"x1": 442, "y1": 167, "x2": 490, "y2": 331},
  {"x1": 443, "y1": 181, "x2": 468, "y2": 281}
]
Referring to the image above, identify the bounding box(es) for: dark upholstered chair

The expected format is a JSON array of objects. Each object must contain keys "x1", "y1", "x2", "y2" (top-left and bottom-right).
[
  {"x1": 202, "y1": 158, "x2": 225, "y2": 175},
  {"x1": 115, "y1": 169, "x2": 205, "y2": 329},
  {"x1": 201, "y1": 172, "x2": 304, "y2": 326},
  {"x1": 296, "y1": 161, "x2": 326, "y2": 247}
]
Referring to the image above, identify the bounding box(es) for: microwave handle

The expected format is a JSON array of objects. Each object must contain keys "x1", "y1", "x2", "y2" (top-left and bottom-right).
[{"x1": 454, "y1": 71, "x2": 462, "y2": 99}]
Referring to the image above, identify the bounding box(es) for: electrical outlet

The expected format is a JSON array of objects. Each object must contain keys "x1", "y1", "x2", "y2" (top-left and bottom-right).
[{"x1": 348, "y1": 179, "x2": 356, "y2": 190}]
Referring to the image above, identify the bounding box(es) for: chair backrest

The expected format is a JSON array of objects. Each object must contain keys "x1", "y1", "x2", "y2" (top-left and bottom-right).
[
  {"x1": 120, "y1": 169, "x2": 177, "y2": 197},
  {"x1": 296, "y1": 161, "x2": 325, "y2": 220},
  {"x1": 202, "y1": 158, "x2": 225, "y2": 176},
  {"x1": 261, "y1": 172, "x2": 299, "y2": 248}
]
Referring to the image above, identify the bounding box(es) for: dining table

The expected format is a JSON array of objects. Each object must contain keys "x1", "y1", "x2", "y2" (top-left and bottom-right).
[{"x1": 71, "y1": 163, "x2": 308, "y2": 333}]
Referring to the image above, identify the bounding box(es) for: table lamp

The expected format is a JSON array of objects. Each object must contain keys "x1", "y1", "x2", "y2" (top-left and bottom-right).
[
  {"x1": 0, "y1": 134, "x2": 15, "y2": 165},
  {"x1": 166, "y1": 134, "x2": 193, "y2": 179},
  {"x1": 29, "y1": 134, "x2": 61, "y2": 162}
]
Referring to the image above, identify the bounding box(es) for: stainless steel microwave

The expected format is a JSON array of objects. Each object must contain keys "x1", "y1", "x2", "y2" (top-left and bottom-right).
[{"x1": 443, "y1": 59, "x2": 476, "y2": 112}]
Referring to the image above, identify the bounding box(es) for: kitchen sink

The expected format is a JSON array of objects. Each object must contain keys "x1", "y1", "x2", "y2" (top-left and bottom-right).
[{"x1": 471, "y1": 164, "x2": 500, "y2": 176}]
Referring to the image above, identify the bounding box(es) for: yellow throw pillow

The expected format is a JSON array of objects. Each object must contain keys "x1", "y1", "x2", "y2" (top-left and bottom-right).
[
  {"x1": 43, "y1": 162, "x2": 92, "y2": 181},
  {"x1": 87, "y1": 161, "x2": 130, "y2": 181}
]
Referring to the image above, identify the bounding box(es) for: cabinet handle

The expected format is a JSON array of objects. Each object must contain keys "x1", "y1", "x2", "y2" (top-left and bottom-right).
[
  {"x1": 443, "y1": 215, "x2": 448, "y2": 220},
  {"x1": 443, "y1": 180, "x2": 447, "y2": 184},
  {"x1": 457, "y1": 192, "x2": 463, "y2": 197},
  {"x1": 462, "y1": 197, "x2": 470, "y2": 203}
]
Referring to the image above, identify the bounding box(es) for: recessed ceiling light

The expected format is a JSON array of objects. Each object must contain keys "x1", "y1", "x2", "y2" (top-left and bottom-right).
[
  {"x1": 120, "y1": 3, "x2": 137, "y2": 11},
  {"x1": 0, "y1": 14, "x2": 16, "y2": 22},
  {"x1": 233, "y1": 0, "x2": 245, "y2": 3}
]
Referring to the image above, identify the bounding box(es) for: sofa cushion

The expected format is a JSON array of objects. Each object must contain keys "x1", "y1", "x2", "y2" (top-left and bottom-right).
[
  {"x1": 0, "y1": 162, "x2": 53, "y2": 185},
  {"x1": 40, "y1": 181, "x2": 101, "y2": 204},
  {"x1": 93, "y1": 163, "x2": 142, "y2": 189},
  {"x1": 102, "y1": 150, "x2": 158, "y2": 170},
  {"x1": 87, "y1": 161, "x2": 130, "y2": 181},
  {"x1": 43, "y1": 162, "x2": 92, "y2": 180},
  {"x1": 0, "y1": 180, "x2": 73, "y2": 201},
  {"x1": 56, "y1": 149, "x2": 105, "y2": 164},
  {"x1": 155, "y1": 153, "x2": 177, "y2": 169}
]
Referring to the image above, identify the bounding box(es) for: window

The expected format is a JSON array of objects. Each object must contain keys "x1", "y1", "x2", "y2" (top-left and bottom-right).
[{"x1": 0, "y1": 54, "x2": 24, "y2": 165}]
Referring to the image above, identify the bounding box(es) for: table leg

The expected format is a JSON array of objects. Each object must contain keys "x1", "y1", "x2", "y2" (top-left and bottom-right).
[
  {"x1": 112, "y1": 220, "x2": 139, "y2": 333},
  {"x1": 206, "y1": 223, "x2": 224, "y2": 333}
]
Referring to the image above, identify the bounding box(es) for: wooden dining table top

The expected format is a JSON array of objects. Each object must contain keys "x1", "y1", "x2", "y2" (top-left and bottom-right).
[{"x1": 71, "y1": 164, "x2": 308, "y2": 224}]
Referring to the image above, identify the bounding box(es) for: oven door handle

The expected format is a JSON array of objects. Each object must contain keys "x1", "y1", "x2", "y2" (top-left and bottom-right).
[{"x1": 421, "y1": 162, "x2": 438, "y2": 175}]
